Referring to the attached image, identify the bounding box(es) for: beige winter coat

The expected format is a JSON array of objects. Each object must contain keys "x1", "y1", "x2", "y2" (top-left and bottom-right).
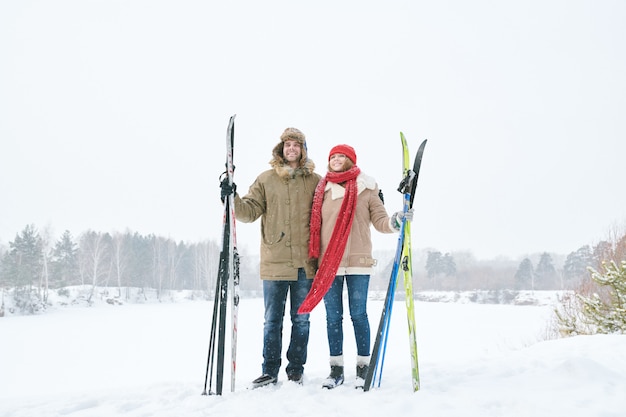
[
  {"x1": 319, "y1": 173, "x2": 398, "y2": 275},
  {"x1": 234, "y1": 160, "x2": 321, "y2": 281}
]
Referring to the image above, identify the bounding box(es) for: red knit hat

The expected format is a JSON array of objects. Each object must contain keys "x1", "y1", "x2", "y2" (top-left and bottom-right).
[{"x1": 328, "y1": 144, "x2": 357, "y2": 164}]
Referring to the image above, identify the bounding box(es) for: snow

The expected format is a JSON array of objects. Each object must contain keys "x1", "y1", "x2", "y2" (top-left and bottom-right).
[{"x1": 1, "y1": 296, "x2": 625, "y2": 417}]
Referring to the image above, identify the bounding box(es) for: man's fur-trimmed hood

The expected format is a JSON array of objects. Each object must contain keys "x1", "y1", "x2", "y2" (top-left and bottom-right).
[{"x1": 270, "y1": 152, "x2": 316, "y2": 179}]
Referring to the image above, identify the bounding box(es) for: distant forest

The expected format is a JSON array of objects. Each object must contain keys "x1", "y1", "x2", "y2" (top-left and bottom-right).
[{"x1": 1, "y1": 224, "x2": 626, "y2": 314}]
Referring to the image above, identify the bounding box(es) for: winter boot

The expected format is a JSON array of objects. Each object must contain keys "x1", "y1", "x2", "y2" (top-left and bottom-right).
[
  {"x1": 249, "y1": 374, "x2": 277, "y2": 389},
  {"x1": 322, "y1": 365, "x2": 344, "y2": 389},
  {"x1": 355, "y1": 355, "x2": 370, "y2": 389},
  {"x1": 287, "y1": 371, "x2": 303, "y2": 385},
  {"x1": 322, "y1": 355, "x2": 344, "y2": 389}
]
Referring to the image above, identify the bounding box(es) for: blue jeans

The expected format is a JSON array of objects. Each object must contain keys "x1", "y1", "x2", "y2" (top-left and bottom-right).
[
  {"x1": 323, "y1": 274, "x2": 371, "y2": 357},
  {"x1": 262, "y1": 268, "x2": 312, "y2": 378}
]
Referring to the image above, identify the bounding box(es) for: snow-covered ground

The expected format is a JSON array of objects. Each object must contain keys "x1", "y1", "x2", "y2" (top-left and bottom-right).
[{"x1": 1, "y1": 295, "x2": 625, "y2": 417}]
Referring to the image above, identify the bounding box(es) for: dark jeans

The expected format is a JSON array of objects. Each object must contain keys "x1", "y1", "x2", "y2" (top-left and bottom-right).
[
  {"x1": 323, "y1": 274, "x2": 371, "y2": 357},
  {"x1": 262, "y1": 268, "x2": 312, "y2": 378}
]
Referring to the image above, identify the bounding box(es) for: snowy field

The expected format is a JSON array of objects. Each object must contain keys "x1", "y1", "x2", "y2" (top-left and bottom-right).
[{"x1": 1, "y1": 297, "x2": 625, "y2": 417}]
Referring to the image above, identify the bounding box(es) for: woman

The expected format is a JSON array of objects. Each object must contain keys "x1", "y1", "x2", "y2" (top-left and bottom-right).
[{"x1": 298, "y1": 144, "x2": 410, "y2": 389}]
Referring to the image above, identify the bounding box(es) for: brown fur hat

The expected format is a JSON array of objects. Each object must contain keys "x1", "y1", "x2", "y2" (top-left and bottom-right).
[
  {"x1": 270, "y1": 127, "x2": 312, "y2": 172},
  {"x1": 280, "y1": 127, "x2": 306, "y2": 144}
]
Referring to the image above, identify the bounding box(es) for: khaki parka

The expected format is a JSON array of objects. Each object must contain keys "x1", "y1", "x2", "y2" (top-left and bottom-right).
[{"x1": 234, "y1": 159, "x2": 321, "y2": 281}]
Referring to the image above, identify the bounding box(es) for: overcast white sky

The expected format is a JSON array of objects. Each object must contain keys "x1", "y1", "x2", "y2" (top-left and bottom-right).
[{"x1": 1, "y1": 0, "x2": 625, "y2": 260}]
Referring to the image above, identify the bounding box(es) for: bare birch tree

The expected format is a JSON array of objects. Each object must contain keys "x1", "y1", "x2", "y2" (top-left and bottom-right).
[
  {"x1": 111, "y1": 232, "x2": 129, "y2": 298},
  {"x1": 79, "y1": 231, "x2": 110, "y2": 303}
]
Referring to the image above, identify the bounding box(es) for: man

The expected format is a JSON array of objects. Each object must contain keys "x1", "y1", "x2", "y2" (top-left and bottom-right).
[{"x1": 221, "y1": 127, "x2": 321, "y2": 388}]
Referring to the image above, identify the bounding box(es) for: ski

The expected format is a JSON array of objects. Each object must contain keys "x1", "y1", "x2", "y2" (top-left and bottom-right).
[
  {"x1": 401, "y1": 133, "x2": 425, "y2": 392},
  {"x1": 363, "y1": 134, "x2": 426, "y2": 392},
  {"x1": 203, "y1": 114, "x2": 238, "y2": 395},
  {"x1": 227, "y1": 115, "x2": 240, "y2": 393}
]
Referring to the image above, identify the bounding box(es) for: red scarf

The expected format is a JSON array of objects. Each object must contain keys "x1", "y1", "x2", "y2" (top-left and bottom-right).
[{"x1": 298, "y1": 166, "x2": 361, "y2": 314}]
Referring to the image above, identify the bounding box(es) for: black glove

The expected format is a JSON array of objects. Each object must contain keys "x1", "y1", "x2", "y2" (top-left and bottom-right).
[
  {"x1": 378, "y1": 189, "x2": 385, "y2": 205},
  {"x1": 220, "y1": 178, "x2": 236, "y2": 202}
]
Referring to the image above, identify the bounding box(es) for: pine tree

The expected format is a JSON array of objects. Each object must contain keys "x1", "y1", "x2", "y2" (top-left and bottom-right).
[
  {"x1": 514, "y1": 258, "x2": 534, "y2": 290},
  {"x1": 563, "y1": 245, "x2": 593, "y2": 288},
  {"x1": 578, "y1": 261, "x2": 626, "y2": 334},
  {"x1": 2, "y1": 225, "x2": 44, "y2": 313},
  {"x1": 441, "y1": 253, "x2": 457, "y2": 276},
  {"x1": 425, "y1": 251, "x2": 442, "y2": 279},
  {"x1": 592, "y1": 241, "x2": 613, "y2": 267},
  {"x1": 425, "y1": 251, "x2": 456, "y2": 278},
  {"x1": 535, "y1": 252, "x2": 558, "y2": 289},
  {"x1": 50, "y1": 230, "x2": 80, "y2": 288}
]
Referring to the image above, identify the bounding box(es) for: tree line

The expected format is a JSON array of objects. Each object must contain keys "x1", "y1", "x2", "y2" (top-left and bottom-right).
[
  {"x1": 416, "y1": 239, "x2": 624, "y2": 292},
  {"x1": 2, "y1": 224, "x2": 626, "y2": 314},
  {"x1": 0, "y1": 225, "x2": 261, "y2": 313}
]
